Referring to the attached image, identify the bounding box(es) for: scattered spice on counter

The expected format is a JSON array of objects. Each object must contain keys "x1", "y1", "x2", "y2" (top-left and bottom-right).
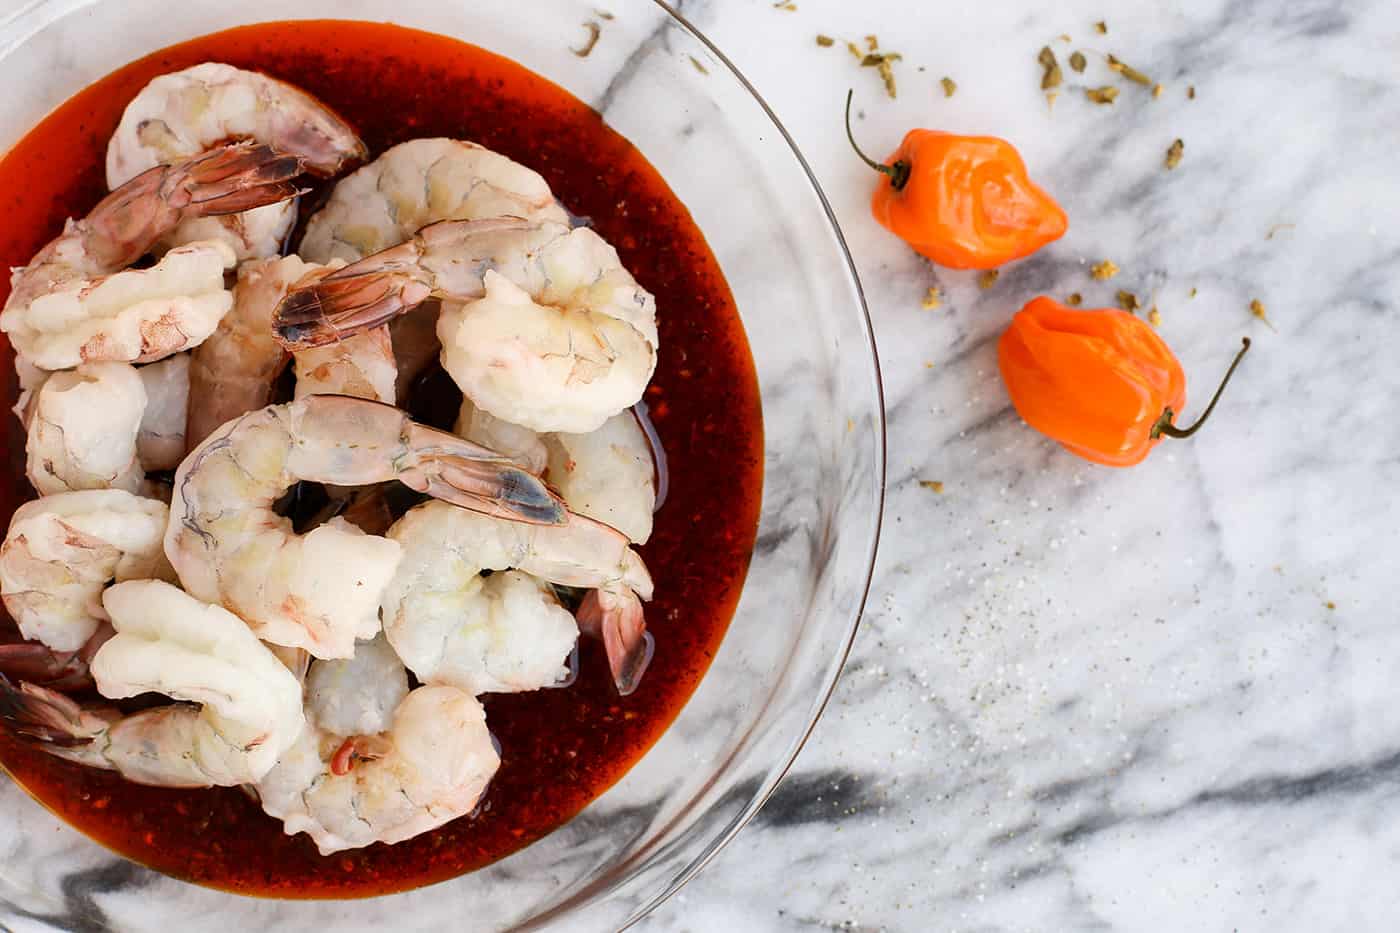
[
  {"x1": 1326, "y1": 601, "x2": 1337, "y2": 610},
  {"x1": 1091, "y1": 259, "x2": 1119, "y2": 280},
  {"x1": 921, "y1": 286, "x2": 943, "y2": 310},
  {"x1": 1153, "y1": 82, "x2": 1165, "y2": 98},
  {"x1": 866, "y1": 34, "x2": 879, "y2": 50},
  {"x1": 979, "y1": 269, "x2": 1001, "y2": 290},
  {"x1": 920, "y1": 480, "x2": 946, "y2": 493},
  {"x1": 843, "y1": 90, "x2": 1067, "y2": 268},
  {"x1": 1066, "y1": 292, "x2": 1083, "y2": 306},
  {"x1": 595, "y1": 9, "x2": 615, "y2": 19},
  {"x1": 1117, "y1": 290, "x2": 1141, "y2": 312},
  {"x1": 773, "y1": 0, "x2": 798, "y2": 10},
  {"x1": 859, "y1": 39, "x2": 902, "y2": 99},
  {"x1": 846, "y1": 41, "x2": 864, "y2": 61},
  {"x1": 816, "y1": 34, "x2": 835, "y2": 47},
  {"x1": 1058, "y1": 33, "x2": 1072, "y2": 42},
  {"x1": 1094, "y1": 20, "x2": 1108, "y2": 35},
  {"x1": 572, "y1": 21, "x2": 602, "y2": 57},
  {"x1": 689, "y1": 55, "x2": 709, "y2": 75},
  {"x1": 1148, "y1": 307, "x2": 1162, "y2": 327},
  {"x1": 999, "y1": 296, "x2": 1254, "y2": 466},
  {"x1": 1107, "y1": 54, "x2": 1153, "y2": 87},
  {"x1": 1189, "y1": 287, "x2": 1198, "y2": 298},
  {"x1": 1086, "y1": 86, "x2": 1119, "y2": 105},
  {"x1": 1039, "y1": 46, "x2": 1063, "y2": 90},
  {"x1": 941, "y1": 76, "x2": 958, "y2": 97},
  {"x1": 1187, "y1": 85, "x2": 1197, "y2": 99},
  {"x1": 1069, "y1": 51, "x2": 1087, "y2": 73},
  {"x1": 1250, "y1": 298, "x2": 1275, "y2": 330},
  {"x1": 1165, "y1": 138, "x2": 1184, "y2": 170}
]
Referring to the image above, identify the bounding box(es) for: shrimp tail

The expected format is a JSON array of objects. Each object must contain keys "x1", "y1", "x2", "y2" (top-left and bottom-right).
[
  {"x1": 172, "y1": 142, "x2": 308, "y2": 217},
  {"x1": 0, "y1": 674, "x2": 112, "y2": 747},
  {"x1": 0, "y1": 644, "x2": 91, "y2": 692},
  {"x1": 577, "y1": 588, "x2": 654, "y2": 696},
  {"x1": 274, "y1": 268, "x2": 433, "y2": 350},
  {"x1": 402, "y1": 423, "x2": 568, "y2": 526}
]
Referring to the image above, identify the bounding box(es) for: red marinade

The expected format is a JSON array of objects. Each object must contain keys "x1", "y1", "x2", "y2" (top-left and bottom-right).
[{"x1": 0, "y1": 20, "x2": 762, "y2": 897}]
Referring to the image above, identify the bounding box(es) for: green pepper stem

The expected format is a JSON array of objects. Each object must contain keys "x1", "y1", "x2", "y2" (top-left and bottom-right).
[
  {"x1": 844, "y1": 89, "x2": 911, "y2": 191},
  {"x1": 1151, "y1": 337, "x2": 1252, "y2": 440}
]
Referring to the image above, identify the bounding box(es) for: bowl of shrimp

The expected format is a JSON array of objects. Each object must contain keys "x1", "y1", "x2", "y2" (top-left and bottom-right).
[{"x1": 0, "y1": 0, "x2": 883, "y2": 929}]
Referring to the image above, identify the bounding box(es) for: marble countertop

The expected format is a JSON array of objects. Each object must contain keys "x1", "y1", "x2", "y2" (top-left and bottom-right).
[{"x1": 644, "y1": 0, "x2": 1398, "y2": 930}]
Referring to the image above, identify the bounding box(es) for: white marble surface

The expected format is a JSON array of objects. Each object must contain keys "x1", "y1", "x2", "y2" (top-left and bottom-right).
[{"x1": 641, "y1": 0, "x2": 1400, "y2": 930}]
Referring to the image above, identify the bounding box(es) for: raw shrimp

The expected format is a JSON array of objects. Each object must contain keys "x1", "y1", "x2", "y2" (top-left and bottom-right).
[
  {"x1": 165, "y1": 395, "x2": 565, "y2": 659},
  {"x1": 297, "y1": 138, "x2": 568, "y2": 400},
  {"x1": 136, "y1": 354, "x2": 190, "y2": 471},
  {"x1": 293, "y1": 328, "x2": 396, "y2": 403},
  {"x1": 256, "y1": 684, "x2": 498, "y2": 854},
  {"x1": 0, "y1": 490, "x2": 171, "y2": 653},
  {"x1": 0, "y1": 622, "x2": 112, "y2": 692},
  {"x1": 25, "y1": 362, "x2": 146, "y2": 495},
  {"x1": 381, "y1": 500, "x2": 654, "y2": 695},
  {"x1": 276, "y1": 217, "x2": 658, "y2": 433},
  {"x1": 108, "y1": 63, "x2": 366, "y2": 260},
  {"x1": 305, "y1": 634, "x2": 410, "y2": 737},
  {"x1": 0, "y1": 580, "x2": 304, "y2": 787},
  {"x1": 1, "y1": 143, "x2": 305, "y2": 370},
  {"x1": 186, "y1": 255, "x2": 334, "y2": 449},
  {"x1": 456, "y1": 399, "x2": 656, "y2": 543},
  {"x1": 298, "y1": 137, "x2": 567, "y2": 265}
]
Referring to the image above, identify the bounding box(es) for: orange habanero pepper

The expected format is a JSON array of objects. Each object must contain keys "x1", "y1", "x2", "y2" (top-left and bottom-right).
[
  {"x1": 844, "y1": 91, "x2": 1067, "y2": 269},
  {"x1": 998, "y1": 297, "x2": 1251, "y2": 467}
]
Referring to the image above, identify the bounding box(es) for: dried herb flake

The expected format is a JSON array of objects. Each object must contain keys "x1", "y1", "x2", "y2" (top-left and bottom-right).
[
  {"x1": 1094, "y1": 20, "x2": 1108, "y2": 35},
  {"x1": 816, "y1": 34, "x2": 835, "y2": 47},
  {"x1": 1187, "y1": 85, "x2": 1197, "y2": 100},
  {"x1": 1107, "y1": 54, "x2": 1153, "y2": 87},
  {"x1": 1153, "y1": 82, "x2": 1165, "y2": 99},
  {"x1": 1116, "y1": 289, "x2": 1141, "y2": 312},
  {"x1": 1090, "y1": 259, "x2": 1119, "y2": 280},
  {"x1": 1039, "y1": 46, "x2": 1063, "y2": 90},
  {"x1": 1148, "y1": 307, "x2": 1162, "y2": 327},
  {"x1": 1165, "y1": 138, "x2": 1184, "y2": 170},
  {"x1": 689, "y1": 55, "x2": 710, "y2": 75},
  {"x1": 941, "y1": 76, "x2": 957, "y2": 98},
  {"x1": 861, "y1": 52, "x2": 902, "y2": 98},
  {"x1": 572, "y1": 21, "x2": 602, "y2": 58},
  {"x1": 1066, "y1": 292, "x2": 1083, "y2": 307},
  {"x1": 921, "y1": 287, "x2": 942, "y2": 311},
  {"x1": 773, "y1": 0, "x2": 798, "y2": 10},
  {"x1": 1189, "y1": 287, "x2": 1198, "y2": 299},
  {"x1": 920, "y1": 480, "x2": 945, "y2": 494},
  {"x1": 1069, "y1": 51, "x2": 1087, "y2": 73},
  {"x1": 978, "y1": 269, "x2": 1000, "y2": 290},
  {"x1": 595, "y1": 8, "x2": 615, "y2": 19},
  {"x1": 1250, "y1": 298, "x2": 1275, "y2": 330},
  {"x1": 866, "y1": 35, "x2": 880, "y2": 51},
  {"x1": 1086, "y1": 86, "x2": 1120, "y2": 105}
]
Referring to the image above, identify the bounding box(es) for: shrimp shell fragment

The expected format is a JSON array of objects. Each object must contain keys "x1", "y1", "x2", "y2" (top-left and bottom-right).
[{"x1": 0, "y1": 490, "x2": 171, "y2": 653}]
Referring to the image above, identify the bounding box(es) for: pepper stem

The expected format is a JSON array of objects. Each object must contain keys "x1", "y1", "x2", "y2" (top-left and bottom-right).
[
  {"x1": 1151, "y1": 337, "x2": 1252, "y2": 440},
  {"x1": 844, "y1": 89, "x2": 911, "y2": 191}
]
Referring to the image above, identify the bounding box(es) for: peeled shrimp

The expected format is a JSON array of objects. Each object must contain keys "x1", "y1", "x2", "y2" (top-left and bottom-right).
[
  {"x1": 0, "y1": 490, "x2": 171, "y2": 653},
  {"x1": 382, "y1": 500, "x2": 654, "y2": 695},
  {"x1": 276, "y1": 217, "x2": 658, "y2": 433},
  {"x1": 293, "y1": 328, "x2": 396, "y2": 403},
  {"x1": 1, "y1": 143, "x2": 305, "y2": 370},
  {"x1": 256, "y1": 683, "x2": 498, "y2": 855},
  {"x1": 456, "y1": 399, "x2": 655, "y2": 543},
  {"x1": 298, "y1": 137, "x2": 567, "y2": 265},
  {"x1": 136, "y1": 354, "x2": 190, "y2": 471},
  {"x1": 165, "y1": 395, "x2": 565, "y2": 659},
  {"x1": 0, "y1": 580, "x2": 304, "y2": 787},
  {"x1": 186, "y1": 255, "x2": 322, "y2": 450},
  {"x1": 25, "y1": 362, "x2": 146, "y2": 495},
  {"x1": 108, "y1": 63, "x2": 366, "y2": 260},
  {"x1": 305, "y1": 634, "x2": 409, "y2": 737}
]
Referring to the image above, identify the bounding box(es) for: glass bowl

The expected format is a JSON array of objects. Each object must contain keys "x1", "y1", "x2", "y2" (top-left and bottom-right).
[{"x1": 0, "y1": 0, "x2": 884, "y2": 929}]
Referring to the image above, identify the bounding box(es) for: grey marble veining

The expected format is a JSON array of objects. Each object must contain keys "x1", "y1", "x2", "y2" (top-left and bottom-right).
[
  {"x1": 0, "y1": 0, "x2": 1394, "y2": 929},
  {"x1": 638, "y1": 0, "x2": 1400, "y2": 930}
]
